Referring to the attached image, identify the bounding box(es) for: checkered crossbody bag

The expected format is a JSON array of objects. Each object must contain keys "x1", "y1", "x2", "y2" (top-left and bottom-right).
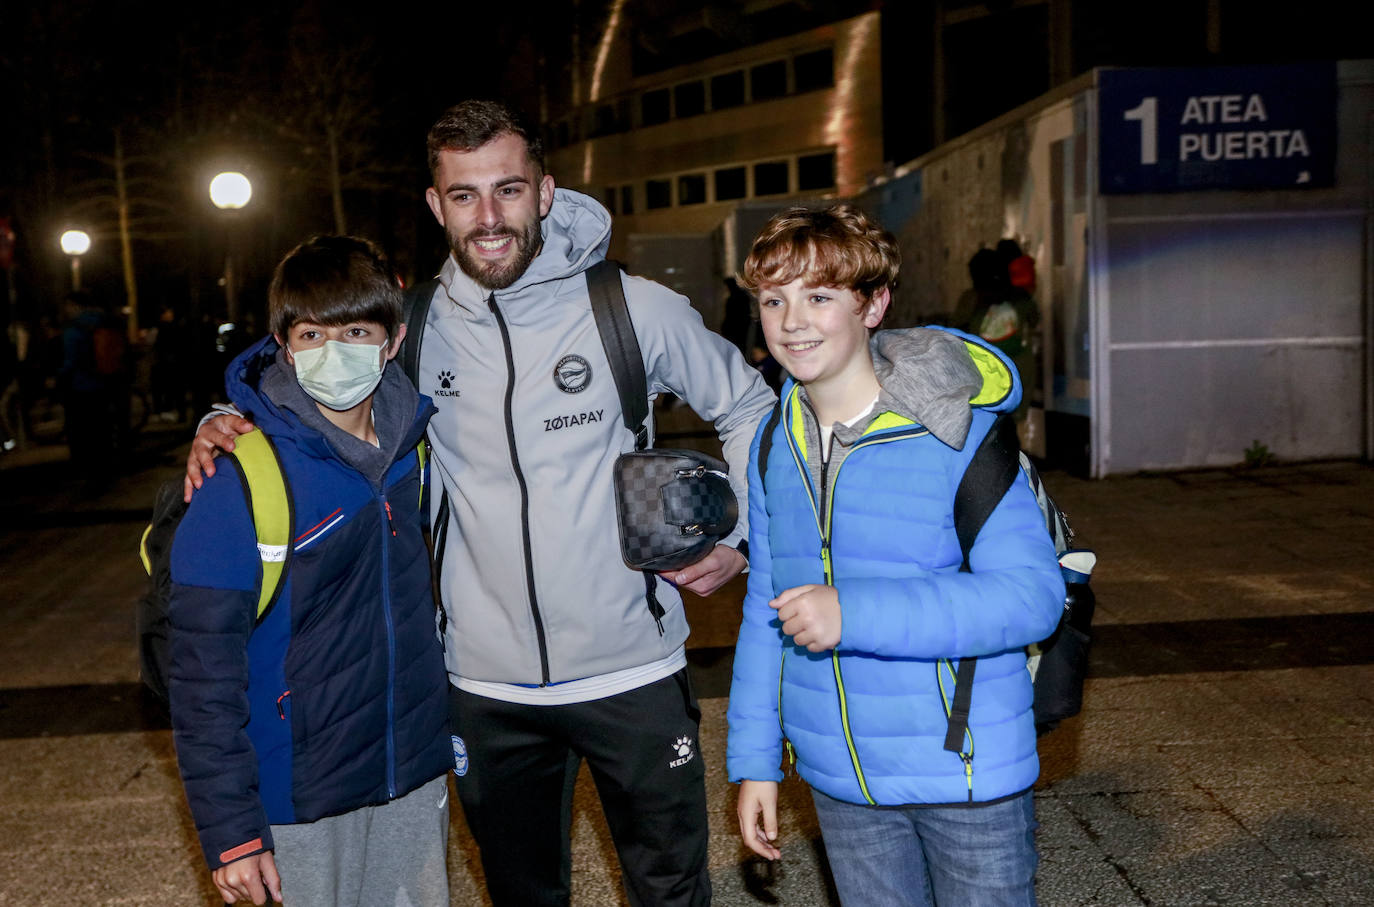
[{"x1": 588, "y1": 260, "x2": 739, "y2": 575}]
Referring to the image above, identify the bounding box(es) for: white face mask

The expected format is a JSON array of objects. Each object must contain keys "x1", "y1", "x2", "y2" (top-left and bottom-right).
[{"x1": 290, "y1": 339, "x2": 387, "y2": 411}]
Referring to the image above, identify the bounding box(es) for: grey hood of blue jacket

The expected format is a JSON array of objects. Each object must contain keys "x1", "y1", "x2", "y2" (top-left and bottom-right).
[
  {"x1": 821, "y1": 327, "x2": 985, "y2": 451},
  {"x1": 871, "y1": 328, "x2": 984, "y2": 450}
]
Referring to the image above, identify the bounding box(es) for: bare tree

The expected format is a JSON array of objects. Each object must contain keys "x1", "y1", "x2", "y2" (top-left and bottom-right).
[{"x1": 267, "y1": 32, "x2": 398, "y2": 235}]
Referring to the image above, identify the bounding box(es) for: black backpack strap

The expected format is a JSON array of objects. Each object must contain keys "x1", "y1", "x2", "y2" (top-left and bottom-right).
[
  {"x1": 400, "y1": 278, "x2": 440, "y2": 387},
  {"x1": 587, "y1": 259, "x2": 649, "y2": 450},
  {"x1": 755, "y1": 399, "x2": 783, "y2": 492},
  {"x1": 942, "y1": 412, "x2": 1022, "y2": 754}
]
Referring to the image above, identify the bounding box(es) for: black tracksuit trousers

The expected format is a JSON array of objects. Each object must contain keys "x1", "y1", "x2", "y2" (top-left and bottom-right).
[{"x1": 448, "y1": 667, "x2": 712, "y2": 906}]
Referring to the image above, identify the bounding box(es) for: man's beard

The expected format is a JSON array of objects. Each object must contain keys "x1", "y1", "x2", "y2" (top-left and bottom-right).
[{"x1": 449, "y1": 218, "x2": 543, "y2": 290}]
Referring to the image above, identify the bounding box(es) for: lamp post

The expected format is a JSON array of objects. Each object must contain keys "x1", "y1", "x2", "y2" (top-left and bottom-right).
[
  {"x1": 59, "y1": 229, "x2": 91, "y2": 292},
  {"x1": 209, "y1": 172, "x2": 252, "y2": 322}
]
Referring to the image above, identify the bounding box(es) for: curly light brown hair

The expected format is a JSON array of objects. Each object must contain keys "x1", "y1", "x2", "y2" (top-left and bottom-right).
[{"x1": 740, "y1": 204, "x2": 900, "y2": 302}]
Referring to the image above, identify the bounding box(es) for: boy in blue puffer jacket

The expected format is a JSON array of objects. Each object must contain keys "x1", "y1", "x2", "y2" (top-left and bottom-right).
[
  {"x1": 726, "y1": 206, "x2": 1065, "y2": 906},
  {"x1": 168, "y1": 236, "x2": 451, "y2": 905}
]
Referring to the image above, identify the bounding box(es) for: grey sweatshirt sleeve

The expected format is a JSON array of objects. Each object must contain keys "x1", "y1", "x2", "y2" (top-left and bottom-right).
[{"x1": 623, "y1": 274, "x2": 778, "y2": 551}]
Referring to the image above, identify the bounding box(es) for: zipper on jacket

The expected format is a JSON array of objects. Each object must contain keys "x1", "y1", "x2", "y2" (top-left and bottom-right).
[
  {"x1": 488, "y1": 294, "x2": 552, "y2": 684},
  {"x1": 938, "y1": 658, "x2": 976, "y2": 802},
  {"x1": 378, "y1": 491, "x2": 398, "y2": 799},
  {"x1": 276, "y1": 690, "x2": 291, "y2": 720},
  {"x1": 814, "y1": 426, "x2": 930, "y2": 806}
]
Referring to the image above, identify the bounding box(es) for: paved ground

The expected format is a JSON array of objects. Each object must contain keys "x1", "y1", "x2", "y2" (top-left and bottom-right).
[{"x1": 1, "y1": 420, "x2": 1372, "y2": 905}]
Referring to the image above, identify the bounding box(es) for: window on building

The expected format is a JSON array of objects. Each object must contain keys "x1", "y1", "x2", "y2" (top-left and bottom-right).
[
  {"x1": 603, "y1": 187, "x2": 617, "y2": 214},
  {"x1": 750, "y1": 60, "x2": 788, "y2": 101},
  {"x1": 753, "y1": 160, "x2": 789, "y2": 196},
  {"x1": 620, "y1": 185, "x2": 635, "y2": 215},
  {"x1": 714, "y1": 166, "x2": 747, "y2": 201},
  {"x1": 591, "y1": 104, "x2": 620, "y2": 138},
  {"x1": 646, "y1": 179, "x2": 672, "y2": 210},
  {"x1": 793, "y1": 48, "x2": 834, "y2": 94},
  {"x1": 677, "y1": 173, "x2": 707, "y2": 206},
  {"x1": 642, "y1": 88, "x2": 670, "y2": 126},
  {"x1": 674, "y1": 81, "x2": 706, "y2": 119},
  {"x1": 710, "y1": 70, "x2": 746, "y2": 110},
  {"x1": 797, "y1": 151, "x2": 836, "y2": 191}
]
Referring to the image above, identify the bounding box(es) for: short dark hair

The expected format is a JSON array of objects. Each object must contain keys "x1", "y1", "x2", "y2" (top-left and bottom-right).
[
  {"x1": 268, "y1": 235, "x2": 401, "y2": 339},
  {"x1": 426, "y1": 99, "x2": 545, "y2": 185}
]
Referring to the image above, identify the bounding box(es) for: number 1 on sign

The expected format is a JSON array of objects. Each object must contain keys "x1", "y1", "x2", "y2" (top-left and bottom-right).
[{"x1": 1123, "y1": 96, "x2": 1158, "y2": 165}]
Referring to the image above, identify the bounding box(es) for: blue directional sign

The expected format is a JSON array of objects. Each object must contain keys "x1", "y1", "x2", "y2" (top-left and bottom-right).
[{"x1": 1099, "y1": 64, "x2": 1336, "y2": 194}]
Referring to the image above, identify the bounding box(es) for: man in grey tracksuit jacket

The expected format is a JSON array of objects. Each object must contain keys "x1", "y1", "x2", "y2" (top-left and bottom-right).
[
  {"x1": 419, "y1": 103, "x2": 775, "y2": 906},
  {"x1": 190, "y1": 100, "x2": 774, "y2": 906}
]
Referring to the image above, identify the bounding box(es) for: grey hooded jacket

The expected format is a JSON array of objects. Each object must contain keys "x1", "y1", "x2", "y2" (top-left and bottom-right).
[{"x1": 415, "y1": 189, "x2": 776, "y2": 685}]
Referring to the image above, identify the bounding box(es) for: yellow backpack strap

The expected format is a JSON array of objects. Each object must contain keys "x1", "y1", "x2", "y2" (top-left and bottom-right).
[
  {"x1": 227, "y1": 430, "x2": 294, "y2": 620},
  {"x1": 416, "y1": 439, "x2": 428, "y2": 510}
]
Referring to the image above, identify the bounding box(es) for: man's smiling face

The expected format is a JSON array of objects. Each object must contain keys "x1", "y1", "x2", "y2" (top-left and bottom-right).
[{"x1": 425, "y1": 132, "x2": 556, "y2": 290}]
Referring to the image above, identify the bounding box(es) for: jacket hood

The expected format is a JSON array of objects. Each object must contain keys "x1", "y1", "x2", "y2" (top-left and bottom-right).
[
  {"x1": 870, "y1": 325, "x2": 1020, "y2": 449},
  {"x1": 438, "y1": 188, "x2": 611, "y2": 309},
  {"x1": 796, "y1": 325, "x2": 1019, "y2": 452},
  {"x1": 224, "y1": 335, "x2": 433, "y2": 483}
]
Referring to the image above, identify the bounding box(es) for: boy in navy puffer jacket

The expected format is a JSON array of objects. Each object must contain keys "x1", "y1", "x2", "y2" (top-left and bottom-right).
[
  {"x1": 726, "y1": 206, "x2": 1064, "y2": 907},
  {"x1": 168, "y1": 236, "x2": 451, "y2": 905}
]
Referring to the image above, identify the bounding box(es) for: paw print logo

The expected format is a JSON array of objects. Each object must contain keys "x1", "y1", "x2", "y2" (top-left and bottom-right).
[
  {"x1": 668, "y1": 735, "x2": 695, "y2": 768},
  {"x1": 438, "y1": 370, "x2": 455, "y2": 389}
]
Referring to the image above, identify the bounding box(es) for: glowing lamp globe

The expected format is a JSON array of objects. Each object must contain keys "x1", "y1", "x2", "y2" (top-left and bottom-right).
[
  {"x1": 60, "y1": 230, "x2": 91, "y2": 256},
  {"x1": 209, "y1": 172, "x2": 253, "y2": 210}
]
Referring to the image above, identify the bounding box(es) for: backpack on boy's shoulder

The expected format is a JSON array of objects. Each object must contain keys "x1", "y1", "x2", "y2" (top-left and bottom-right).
[
  {"x1": 754, "y1": 402, "x2": 1096, "y2": 738},
  {"x1": 945, "y1": 411, "x2": 1096, "y2": 741},
  {"x1": 135, "y1": 429, "x2": 294, "y2": 707}
]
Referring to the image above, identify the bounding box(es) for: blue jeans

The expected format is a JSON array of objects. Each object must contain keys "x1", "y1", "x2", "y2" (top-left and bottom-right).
[{"x1": 810, "y1": 788, "x2": 1038, "y2": 907}]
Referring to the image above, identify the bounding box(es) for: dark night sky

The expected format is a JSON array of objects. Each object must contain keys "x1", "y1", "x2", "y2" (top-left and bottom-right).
[
  {"x1": 0, "y1": 0, "x2": 564, "y2": 320},
  {"x1": 4, "y1": 0, "x2": 1371, "y2": 324}
]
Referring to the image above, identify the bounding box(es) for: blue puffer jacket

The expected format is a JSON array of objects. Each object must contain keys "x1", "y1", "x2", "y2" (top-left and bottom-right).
[
  {"x1": 168, "y1": 336, "x2": 451, "y2": 870},
  {"x1": 727, "y1": 327, "x2": 1064, "y2": 807}
]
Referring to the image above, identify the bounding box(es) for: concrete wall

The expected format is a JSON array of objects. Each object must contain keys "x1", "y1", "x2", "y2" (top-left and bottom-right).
[{"x1": 851, "y1": 77, "x2": 1096, "y2": 462}]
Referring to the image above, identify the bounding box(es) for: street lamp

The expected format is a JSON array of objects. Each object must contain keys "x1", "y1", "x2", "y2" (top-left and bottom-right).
[
  {"x1": 60, "y1": 229, "x2": 91, "y2": 291},
  {"x1": 209, "y1": 172, "x2": 252, "y2": 321}
]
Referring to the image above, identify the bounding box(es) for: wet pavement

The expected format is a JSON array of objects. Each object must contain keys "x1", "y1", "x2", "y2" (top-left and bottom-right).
[{"x1": 1, "y1": 422, "x2": 1372, "y2": 905}]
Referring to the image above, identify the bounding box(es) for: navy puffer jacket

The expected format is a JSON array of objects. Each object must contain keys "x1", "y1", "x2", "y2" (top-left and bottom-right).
[{"x1": 169, "y1": 336, "x2": 450, "y2": 870}]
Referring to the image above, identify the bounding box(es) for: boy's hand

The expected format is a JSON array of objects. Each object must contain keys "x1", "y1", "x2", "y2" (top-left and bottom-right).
[
  {"x1": 771, "y1": 584, "x2": 842, "y2": 652},
  {"x1": 737, "y1": 779, "x2": 782, "y2": 860},
  {"x1": 184, "y1": 414, "x2": 256, "y2": 502},
  {"x1": 662, "y1": 543, "x2": 747, "y2": 596},
  {"x1": 212, "y1": 851, "x2": 281, "y2": 904}
]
